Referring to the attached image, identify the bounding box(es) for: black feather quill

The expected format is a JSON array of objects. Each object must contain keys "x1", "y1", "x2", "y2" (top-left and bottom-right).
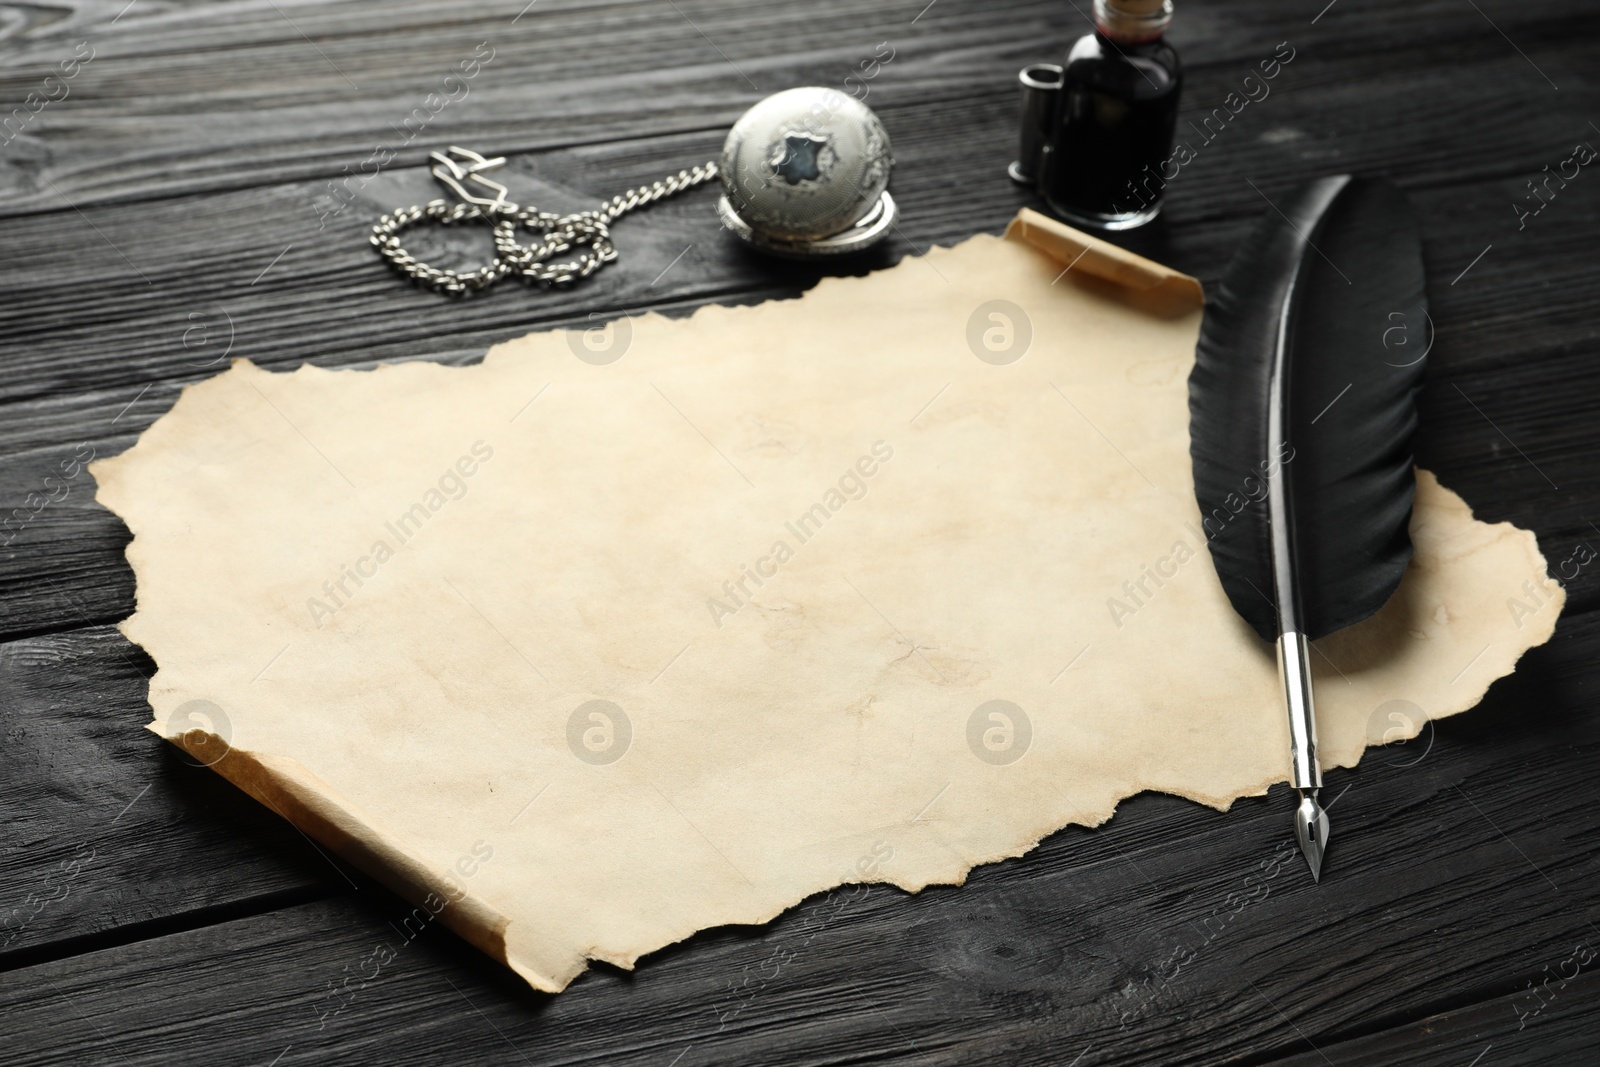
[
  {"x1": 1188, "y1": 174, "x2": 1428, "y2": 879},
  {"x1": 1190, "y1": 174, "x2": 1428, "y2": 642}
]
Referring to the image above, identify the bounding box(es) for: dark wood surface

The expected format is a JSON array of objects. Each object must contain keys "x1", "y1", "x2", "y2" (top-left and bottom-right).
[{"x1": 3, "y1": 1, "x2": 1598, "y2": 1063}]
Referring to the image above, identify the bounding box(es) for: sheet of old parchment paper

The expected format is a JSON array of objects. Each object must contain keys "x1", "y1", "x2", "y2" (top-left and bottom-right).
[{"x1": 91, "y1": 209, "x2": 1561, "y2": 993}]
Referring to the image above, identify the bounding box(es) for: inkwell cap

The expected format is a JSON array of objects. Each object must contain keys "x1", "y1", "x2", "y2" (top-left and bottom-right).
[{"x1": 1094, "y1": 0, "x2": 1174, "y2": 43}]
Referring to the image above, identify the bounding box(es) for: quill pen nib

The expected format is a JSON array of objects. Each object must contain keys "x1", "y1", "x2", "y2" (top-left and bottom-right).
[{"x1": 1294, "y1": 791, "x2": 1330, "y2": 882}]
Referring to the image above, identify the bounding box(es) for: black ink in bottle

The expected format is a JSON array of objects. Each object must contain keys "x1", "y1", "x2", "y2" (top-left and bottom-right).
[{"x1": 1044, "y1": 0, "x2": 1181, "y2": 229}]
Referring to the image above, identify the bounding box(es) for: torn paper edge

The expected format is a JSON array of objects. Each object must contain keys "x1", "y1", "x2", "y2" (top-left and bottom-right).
[{"x1": 109, "y1": 213, "x2": 1558, "y2": 995}]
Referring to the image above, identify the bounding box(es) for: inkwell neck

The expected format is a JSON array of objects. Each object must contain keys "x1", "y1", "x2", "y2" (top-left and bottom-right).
[{"x1": 1093, "y1": 0, "x2": 1173, "y2": 44}]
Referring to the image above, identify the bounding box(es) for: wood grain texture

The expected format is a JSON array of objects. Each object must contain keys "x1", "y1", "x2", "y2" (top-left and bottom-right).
[
  {"x1": 1271, "y1": 969, "x2": 1600, "y2": 1067},
  {"x1": 4, "y1": 613, "x2": 1599, "y2": 1065},
  {"x1": 1, "y1": 0, "x2": 1591, "y2": 214},
  {"x1": 1, "y1": 0, "x2": 1597, "y2": 1063},
  {"x1": 0, "y1": 625, "x2": 344, "y2": 966}
]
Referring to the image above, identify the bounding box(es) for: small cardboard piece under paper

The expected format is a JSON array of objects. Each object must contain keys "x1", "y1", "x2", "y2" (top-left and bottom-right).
[{"x1": 92, "y1": 210, "x2": 1561, "y2": 993}]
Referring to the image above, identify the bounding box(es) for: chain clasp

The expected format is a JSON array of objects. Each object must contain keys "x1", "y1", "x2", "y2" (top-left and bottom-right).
[{"x1": 430, "y1": 146, "x2": 518, "y2": 213}]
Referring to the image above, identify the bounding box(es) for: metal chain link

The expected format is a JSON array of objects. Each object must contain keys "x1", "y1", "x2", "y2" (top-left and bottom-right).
[{"x1": 370, "y1": 160, "x2": 719, "y2": 296}]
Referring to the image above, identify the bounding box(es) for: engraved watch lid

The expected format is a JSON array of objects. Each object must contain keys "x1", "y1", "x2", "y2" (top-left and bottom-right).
[{"x1": 718, "y1": 87, "x2": 895, "y2": 255}]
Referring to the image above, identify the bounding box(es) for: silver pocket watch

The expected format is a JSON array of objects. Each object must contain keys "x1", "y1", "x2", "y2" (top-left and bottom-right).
[{"x1": 371, "y1": 87, "x2": 898, "y2": 295}]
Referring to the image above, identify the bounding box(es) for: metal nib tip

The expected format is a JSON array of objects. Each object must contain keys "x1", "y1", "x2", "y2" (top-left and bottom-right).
[{"x1": 1294, "y1": 792, "x2": 1330, "y2": 883}]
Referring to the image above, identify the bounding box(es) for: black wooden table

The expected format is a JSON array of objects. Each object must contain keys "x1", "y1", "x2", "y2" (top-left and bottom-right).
[{"x1": 3, "y1": 2, "x2": 1597, "y2": 1064}]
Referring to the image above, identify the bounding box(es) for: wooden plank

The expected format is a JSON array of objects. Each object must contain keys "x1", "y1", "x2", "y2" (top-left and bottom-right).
[
  {"x1": 4, "y1": 34, "x2": 1596, "y2": 393},
  {"x1": 0, "y1": 624, "x2": 346, "y2": 967},
  {"x1": 0, "y1": 0, "x2": 1589, "y2": 214},
  {"x1": 3, "y1": 1, "x2": 1597, "y2": 1061},
  {"x1": 1268, "y1": 971, "x2": 1600, "y2": 1066},
  {"x1": 4, "y1": 608, "x2": 1598, "y2": 1064},
  {"x1": 4, "y1": 30, "x2": 1595, "y2": 415}
]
